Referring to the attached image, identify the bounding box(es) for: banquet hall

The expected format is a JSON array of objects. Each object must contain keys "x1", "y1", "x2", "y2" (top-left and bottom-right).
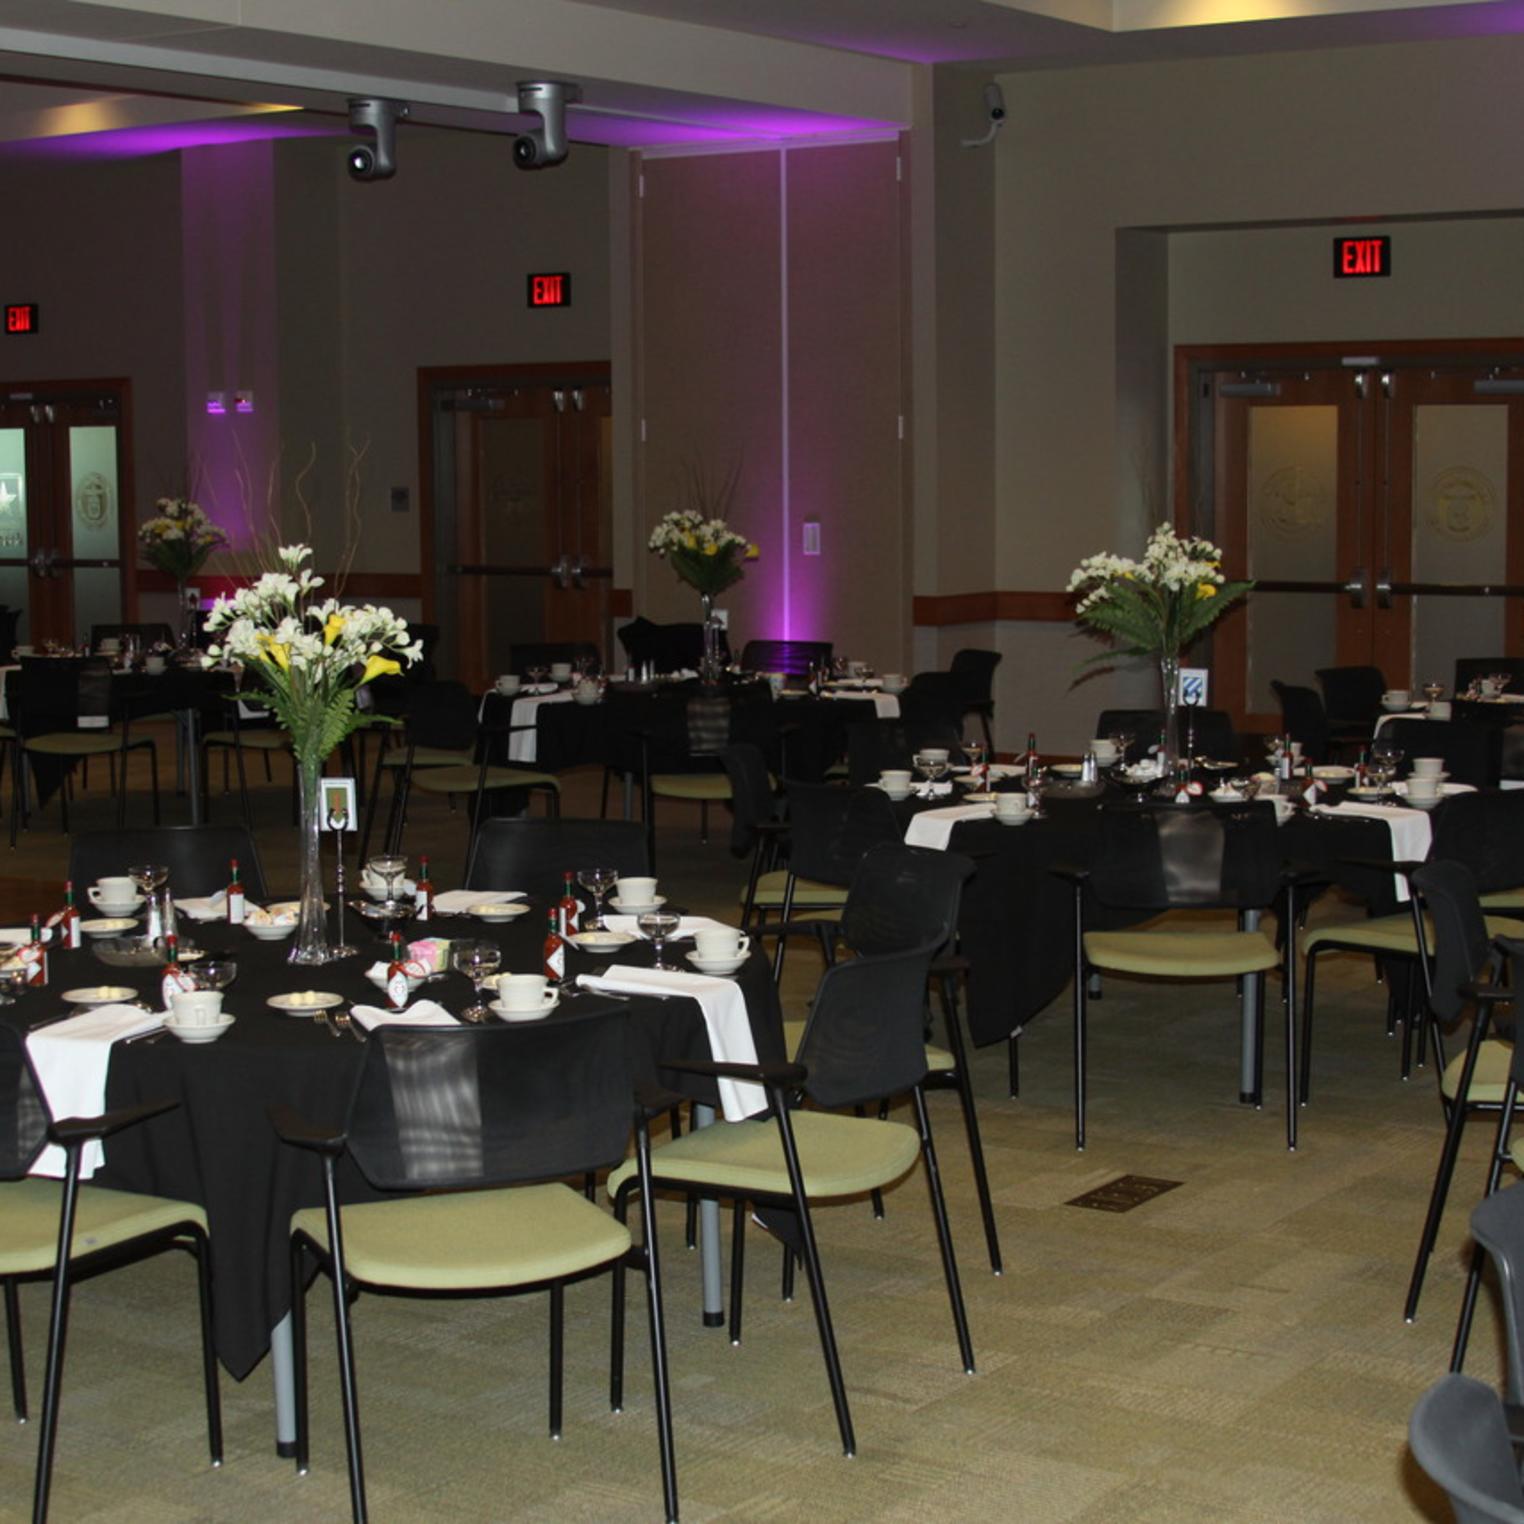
[{"x1": 4, "y1": 2, "x2": 1524, "y2": 1520}]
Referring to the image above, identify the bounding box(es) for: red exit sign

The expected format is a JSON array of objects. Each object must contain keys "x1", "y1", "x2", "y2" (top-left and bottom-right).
[
  {"x1": 1333, "y1": 236, "x2": 1391, "y2": 279},
  {"x1": 4, "y1": 303, "x2": 38, "y2": 334},
  {"x1": 527, "y1": 272, "x2": 571, "y2": 308}
]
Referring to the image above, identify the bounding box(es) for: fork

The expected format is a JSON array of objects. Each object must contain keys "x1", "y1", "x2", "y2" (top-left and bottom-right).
[{"x1": 332, "y1": 1008, "x2": 366, "y2": 1043}]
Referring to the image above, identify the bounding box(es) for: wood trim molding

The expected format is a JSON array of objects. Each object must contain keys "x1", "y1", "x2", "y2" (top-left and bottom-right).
[
  {"x1": 138, "y1": 570, "x2": 423, "y2": 600},
  {"x1": 913, "y1": 590, "x2": 1075, "y2": 625}
]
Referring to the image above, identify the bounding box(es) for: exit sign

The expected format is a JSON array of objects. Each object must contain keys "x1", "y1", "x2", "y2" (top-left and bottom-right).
[
  {"x1": 527, "y1": 272, "x2": 570, "y2": 308},
  {"x1": 1333, "y1": 236, "x2": 1391, "y2": 279},
  {"x1": 4, "y1": 303, "x2": 38, "y2": 334}
]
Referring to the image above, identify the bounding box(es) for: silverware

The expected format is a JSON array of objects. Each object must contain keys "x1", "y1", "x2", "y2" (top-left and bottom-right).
[
  {"x1": 122, "y1": 1026, "x2": 167, "y2": 1046},
  {"x1": 332, "y1": 1008, "x2": 365, "y2": 1043}
]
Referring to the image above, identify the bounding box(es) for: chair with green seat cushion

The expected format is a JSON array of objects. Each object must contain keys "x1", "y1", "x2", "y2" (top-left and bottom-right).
[
  {"x1": 198, "y1": 690, "x2": 292, "y2": 828},
  {"x1": 606, "y1": 939, "x2": 973, "y2": 1462},
  {"x1": 271, "y1": 1013, "x2": 675, "y2": 1524},
  {"x1": 1063, "y1": 799, "x2": 1304, "y2": 1151},
  {"x1": 0, "y1": 1027, "x2": 221, "y2": 1524}
]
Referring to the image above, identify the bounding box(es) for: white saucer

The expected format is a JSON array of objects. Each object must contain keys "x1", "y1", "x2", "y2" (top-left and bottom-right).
[
  {"x1": 609, "y1": 895, "x2": 666, "y2": 913},
  {"x1": 572, "y1": 931, "x2": 636, "y2": 952},
  {"x1": 471, "y1": 902, "x2": 530, "y2": 921},
  {"x1": 165, "y1": 1014, "x2": 235, "y2": 1045},
  {"x1": 685, "y1": 951, "x2": 746, "y2": 976},
  {"x1": 268, "y1": 991, "x2": 344, "y2": 1014},
  {"x1": 80, "y1": 917, "x2": 139, "y2": 938},
  {"x1": 490, "y1": 993, "x2": 560, "y2": 1022},
  {"x1": 61, "y1": 985, "x2": 137, "y2": 1006}
]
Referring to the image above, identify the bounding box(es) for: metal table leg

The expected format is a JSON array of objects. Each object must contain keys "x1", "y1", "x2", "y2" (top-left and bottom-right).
[
  {"x1": 184, "y1": 707, "x2": 203, "y2": 825},
  {"x1": 1240, "y1": 908, "x2": 1261, "y2": 1103},
  {"x1": 692, "y1": 1101, "x2": 725, "y2": 1326},
  {"x1": 271, "y1": 1311, "x2": 296, "y2": 1457}
]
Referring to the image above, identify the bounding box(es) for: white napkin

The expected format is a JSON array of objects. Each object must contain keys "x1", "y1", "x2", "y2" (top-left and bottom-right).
[
  {"x1": 176, "y1": 892, "x2": 227, "y2": 922},
  {"x1": 822, "y1": 690, "x2": 900, "y2": 719},
  {"x1": 601, "y1": 915, "x2": 728, "y2": 940},
  {"x1": 1309, "y1": 801, "x2": 1434, "y2": 901},
  {"x1": 577, "y1": 966, "x2": 763, "y2": 1120},
  {"x1": 1393, "y1": 780, "x2": 1475, "y2": 797},
  {"x1": 351, "y1": 1000, "x2": 460, "y2": 1032},
  {"x1": 27, "y1": 1004, "x2": 163, "y2": 1179},
  {"x1": 507, "y1": 689, "x2": 576, "y2": 762},
  {"x1": 903, "y1": 802, "x2": 997, "y2": 851},
  {"x1": 432, "y1": 889, "x2": 526, "y2": 914}
]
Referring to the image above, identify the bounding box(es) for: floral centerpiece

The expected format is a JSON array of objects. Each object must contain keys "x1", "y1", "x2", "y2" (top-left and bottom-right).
[
  {"x1": 203, "y1": 544, "x2": 420, "y2": 963},
  {"x1": 1067, "y1": 523, "x2": 1252, "y2": 775},
  {"x1": 138, "y1": 498, "x2": 227, "y2": 646},
  {"x1": 647, "y1": 508, "x2": 759, "y2": 680}
]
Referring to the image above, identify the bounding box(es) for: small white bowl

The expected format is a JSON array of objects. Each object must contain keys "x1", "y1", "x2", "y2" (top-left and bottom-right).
[
  {"x1": 571, "y1": 931, "x2": 635, "y2": 953},
  {"x1": 80, "y1": 917, "x2": 139, "y2": 938},
  {"x1": 164, "y1": 1013, "x2": 235, "y2": 1045},
  {"x1": 685, "y1": 950, "x2": 746, "y2": 976},
  {"x1": 470, "y1": 902, "x2": 529, "y2": 921},
  {"x1": 246, "y1": 920, "x2": 297, "y2": 941}
]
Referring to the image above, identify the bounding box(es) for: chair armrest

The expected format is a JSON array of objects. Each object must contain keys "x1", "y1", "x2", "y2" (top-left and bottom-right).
[
  {"x1": 1048, "y1": 863, "x2": 1090, "y2": 885},
  {"x1": 1338, "y1": 856, "x2": 1421, "y2": 876},
  {"x1": 662, "y1": 1057, "x2": 808, "y2": 1086},
  {"x1": 634, "y1": 1078, "x2": 689, "y2": 1118},
  {"x1": 1461, "y1": 981, "x2": 1515, "y2": 1006},
  {"x1": 1279, "y1": 862, "x2": 1328, "y2": 887},
  {"x1": 932, "y1": 952, "x2": 969, "y2": 976},
  {"x1": 1495, "y1": 935, "x2": 1524, "y2": 963},
  {"x1": 268, "y1": 1103, "x2": 348, "y2": 1155},
  {"x1": 48, "y1": 1097, "x2": 176, "y2": 1146}
]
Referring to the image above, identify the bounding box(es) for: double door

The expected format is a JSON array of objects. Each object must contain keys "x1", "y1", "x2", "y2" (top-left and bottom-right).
[
  {"x1": 0, "y1": 381, "x2": 132, "y2": 649},
  {"x1": 1183, "y1": 345, "x2": 1524, "y2": 729}
]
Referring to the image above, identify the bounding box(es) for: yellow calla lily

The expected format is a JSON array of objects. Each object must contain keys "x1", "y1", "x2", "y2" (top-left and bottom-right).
[
  {"x1": 1196, "y1": 582, "x2": 1218, "y2": 599},
  {"x1": 323, "y1": 612, "x2": 346, "y2": 646},
  {"x1": 745, "y1": 543, "x2": 760, "y2": 560},
  {"x1": 256, "y1": 633, "x2": 290, "y2": 670},
  {"x1": 360, "y1": 654, "x2": 401, "y2": 685}
]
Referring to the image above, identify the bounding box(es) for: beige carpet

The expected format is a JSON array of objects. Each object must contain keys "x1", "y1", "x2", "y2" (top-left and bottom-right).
[{"x1": 0, "y1": 739, "x2": 1492, "y2": 1520}]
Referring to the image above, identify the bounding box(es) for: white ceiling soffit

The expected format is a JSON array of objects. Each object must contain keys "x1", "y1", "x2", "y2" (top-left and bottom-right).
[{"x1": 999, "y1": 0, "x2": 1504, "y2": 30}]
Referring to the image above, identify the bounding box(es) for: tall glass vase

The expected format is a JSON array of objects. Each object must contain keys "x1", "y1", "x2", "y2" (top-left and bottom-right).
[
  {"x1": 290, "y1": 750, "x2": 332, "y2": 965},
  {"x1": 1158, "y1": 651, "x2": 1182, "y2": 782},
  {"x1": 699, "y1": 592, "x2": 724, "y2": 685}
]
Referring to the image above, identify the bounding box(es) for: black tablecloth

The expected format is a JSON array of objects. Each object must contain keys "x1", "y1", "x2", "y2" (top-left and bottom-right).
[{"x1": 4, "y1": 905, "x2": 781, "y2": 1380}]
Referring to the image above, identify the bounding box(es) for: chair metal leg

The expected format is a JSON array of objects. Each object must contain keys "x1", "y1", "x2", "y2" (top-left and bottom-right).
[
  {"x1": 182, "y1": 1230, "x2": 223, "y2": 1465},
  {"x1": 5, "y1": 1278, "x2": 24, "y2": 1422},
  {"x1": 1452, "y1": 1081, "x2": 1520, "y2": 1371},
  {"x1": 1284, "y1": 904, "x2": 1299, "y2": 1152},
  {"x1": 859, "y1": 1105, "x2": 885, "y2": 1220},
  {"x1": 1073, "y1": 957, "x2": 1088, "y2": 1151},
  {"x1": 912, "y1": 1086, "x2": 975, "y2": 1374},
  {"x1": 610, "y1": 1184, "x2": 630, "y2": 1413},
  {"x1": 1299, "y1": 950, "x2": 1319, "y2": 1105},
  {"x1": 941, "y1": 972, "x2": 1003, "y2": 1272},
  {"x1": 1007, "y1": 1030, "x2": 1020, "y2": 1099},
  {"x1": 33, "y1": 1156, "x2": 83, "y2": 1524},
  {"x1": 321, "y1": 1167, "x2": 368, "y2": 1524},
  {"x1": 291, "y1": 1239, "x2": 310, "y2": 1473},
  {"x1": 549, "y1": 1284, "x2": 564, "y2": 1440},
  {"x1": 728, "y1": 1202, "x2": 746, "y2": 1346},
  {"x1": 634, "y1": 1123, "x2": 679, "y2": 1524},
  {"x1": 772, "y1": 873, "x2": 798, "y2": 986}
]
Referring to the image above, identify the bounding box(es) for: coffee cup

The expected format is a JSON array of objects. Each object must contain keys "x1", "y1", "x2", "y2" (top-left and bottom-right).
[
  {"x1": 767, "y1": 672, "x2": 786, "y2": 696},
  {"x1": 1406, "y1": 776, "x2": 1442, "y2": 800},
  {"x1": 694, "y1": 927, "x2": 750, "y2": 962},
  {"x1": 549, "y1": 662, "x2": 573, "y2": 681},
  {"x1": 170, "y1": 989, "x2": 223, "y2": 1023},
  {"x1": 848, "y1": 661, "x2": 869, "y2": 678},
  {"x1": 616, "y1": 876, "x2": 658, "y2": 907},
  {"x1": 144, "y1": 654, "x2": 166, "y2": 675},
  {"x1": 1479, "y1": 678, "x2": 1502, "y2": 698},
  {"x1": 573, "y1": 678, "x2": 601, "y2": 705},
  {"x1": 995, "y1": 792, "x2": 1031, "y2": 819},
  {"x1": 1090, "y1": 739, "x2": 1119, "y2": 765},
  {"x1": 881, "y1": 673, "x2": 908, "y2": 693},
  {"x1": 1428, "y1": 700, "x2": 1452, "y2": 720},
  {"x1": 89, "y1": 877, "x2": 140, "y2": 911},
  {"x1": 494, "y1": 974, "x2": 557, "y2": 1013},
  {"x1": 880, "y1": 769, "x2": 912, "y2": 799},
  {"x1": 495, "y1": 674, "x2": 521, "y2": 697},
  {"x1": 1383, "y1": 688, "x2": 1412, "y2": 710},
  {"x1": 1411, "y1": 756, "x2": 1445, "y2": 778}
]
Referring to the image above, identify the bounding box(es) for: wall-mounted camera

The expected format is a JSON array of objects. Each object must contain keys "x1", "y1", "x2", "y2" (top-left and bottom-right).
[
  {"x1": 512, "y1": 81, "x2": 582, "y2": 170},
  {"x1": 346, "y1": 97, "x2": 409, "y2": 181},
  {"x1": 961, "y1": 81, "x2": 1007, "y2": 150}
]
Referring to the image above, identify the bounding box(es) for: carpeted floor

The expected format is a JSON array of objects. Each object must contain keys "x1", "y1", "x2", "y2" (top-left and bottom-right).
[{"x1": 0, "y1": 731, "x2": 1495, "y2": 1520}]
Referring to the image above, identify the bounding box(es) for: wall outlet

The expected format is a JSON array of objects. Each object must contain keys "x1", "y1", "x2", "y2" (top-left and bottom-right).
[
  {"x1": 390, "y1": 487, "x2": 410, "y2": 513},
  {"x1": 802, "y1": 520, "x2": 821, "y2": 556}
]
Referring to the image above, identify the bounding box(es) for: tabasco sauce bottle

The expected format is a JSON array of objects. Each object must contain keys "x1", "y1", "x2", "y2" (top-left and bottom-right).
[
  {"x1": 543, "y1": 910, "x2": 566, "y2": 985},
  {"x1": 225, "y1": 860, "x2": 246, "y2": 925}
]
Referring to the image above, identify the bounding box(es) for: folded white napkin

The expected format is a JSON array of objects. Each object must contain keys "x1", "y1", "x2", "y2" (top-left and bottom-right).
[
  {"x1": 601, "y1": 914, "x2": 728, "y2": 939},
  {"x1": 351, "y1": 1000, "x2": 460, "y2": 1032},
  {"x1": 175, "y1": 892, "x2": 227, "y2": 922},
  {"x1": 577, "y1": 966, "x2": 763, "y2": 1120},
  {"x1": 1309, "y1": 802, "x2": 1434, "y2": 901},
  {"x1": 27, "y1": 1004, "x2": 163, "y2": 1179},
  {"x1": 432, "y1": 889, "x2": 526, "y2": 914},
  {"x1": 903, "y1": 802, "x2": 997, "y2": 851},
  {"x1": 507, "y1": 689, "x2": 576, "y2": 762}
]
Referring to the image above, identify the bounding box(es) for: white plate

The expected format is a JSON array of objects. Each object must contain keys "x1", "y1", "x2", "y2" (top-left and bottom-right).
[
  {"x1": 571, "y1": 931, "x2": 636, "y2": 952},
  {"x1": 80, "y1": 917, "x2": 138, "y2": 938},
  {"x1": 1049, "y1": 763, "x2": 1084, "y2": 777},
  {"x1": 490, "y1": 993, "x2": 560, "y2": 1022},
  {"x1": 268, "y1": 991, "x2": 345, "y2": 1014},
  {"x1": 685, "y1": 951, "x2": 746, "y2": 976},
  {"x1": 963, "y1": 792, "x2": 999, "y2": 804},
  {"x1": 609, "y1": 895, "x2": 666, "y2": 913},
  {"x1": 61, "y1": 985, "x2": 138, "y2": 1006},
  {"x1": 471, "y1": 902, "x2": 530, "y2": 921},
  {"x1": 165, "y1": 1014, "x2": 235, "y2": 1045}
]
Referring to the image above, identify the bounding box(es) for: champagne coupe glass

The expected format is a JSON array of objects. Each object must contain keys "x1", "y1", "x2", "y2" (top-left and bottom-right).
[
  {"x1": 190, "y1": 958, "x2": 237, "y2": 994},
  {"x1": 577, "y1": 866, "x2": 618, "y2": 929},
  {"x1": 1422, "y1": 680, "x2": 1445, "y2": 704},
  {"x1": 912, "y1": 750, "x2": 949, "y2": 797},
  {"x1": 454, "y1": 940, "x2": 501, "y2": 1023},
  {"x1": 962, "y1": 736, "x2": 986, "y2": 781},
  {"x1": 637, "y1": 910, "x2": 682, "y2": 971},
  {"x1": 1369, "y1": 739, "x2": 1403, "y2": 790},
  {"x1": 1107, "y1": 730, "x2": 1131, "y2": 765},
  {"x1": 0, "y1": 961, "x2": 28, "y2": 1005},
  {"x1": 367, "y1": 854, "x2": 407, "y2": 902},
  {"x1": 127, "y1": 863, "x2": 168, "y2": 899},
  {"x1": 526, "y1": 664, "x2": 549, "y2": 691}
]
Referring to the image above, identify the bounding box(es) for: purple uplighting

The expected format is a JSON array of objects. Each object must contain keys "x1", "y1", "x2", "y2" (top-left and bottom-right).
[{"x1": 0, "y1": 117, "x2": 338, "y2": 161}]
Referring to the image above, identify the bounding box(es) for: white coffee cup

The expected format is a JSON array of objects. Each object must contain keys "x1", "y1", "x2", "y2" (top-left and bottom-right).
[
  {"x1": 880, "y1": 769, "x2": 912, "y2": 798},
  {"x1": 549, "y1": 662, "x2": 573, "y2": 681},
  {"x1": 1429, "y1": 700, "x2": 1452, "y2": 720},
  {"x1": 495, "y1": 974, "x2": 557, "y2": 1013},
  {"x1": 694, "y1": 927, "x2": 750, "y2": 961},
  {"x1": 995, "y1": 792, "x2": 1031, "y2": 819},
  {"x1": 1479, "y1": 678, "x2": 1502, "y2": 698},
  {"x1": 881, "y1": 673, "x2": 907, "y2": 693},
  {"x1": 144, "y1": 654, "x2": 166, "y2": 675},
  {"x1": 1288, "y1": 740, "x2": 1304, "y2": 761},
  {"x1": 170, "y1": 989, "x2": 223, "y2": 1023},
  {"x1": 89, "y1": 877, "x2": 139, "y2": 910},
  {"x1": 495, "y1": 674, "x2": 521, "y2": 697},
  {"x1": 1384, "y1": 688, "x2": 1412, "y2": 709},
  {"x1": 920, "y1": 747, "x2": 950, "y2": 763},
  {"x1": 98, "y1": 636, "x2": 120, "y2": 654},
  {"x1": 1090, "y1": 739, "x2": 1119, "y2": 765},
  {"x1": 616, "y1": 876, "x2": 658, "y2": 906},
  {"x1": 1406, "y1": 776, "x2": 1442, "y2": 800},
  {"x1": 848, "y1": 661, "x2": 869, "y2": 678},
  {"x1": 1412, "y1": 756, "x2": 1445, "y2": 778}
]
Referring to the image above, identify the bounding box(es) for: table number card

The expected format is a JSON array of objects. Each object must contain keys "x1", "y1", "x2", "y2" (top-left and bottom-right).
[{"x1": 322, "y1": 778, "x2": 357, "y2": 831}]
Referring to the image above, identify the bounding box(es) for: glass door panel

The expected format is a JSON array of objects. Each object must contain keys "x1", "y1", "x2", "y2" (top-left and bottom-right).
[
  {"x1": 0, "y1": 427, "x2": 28, "y2": 627},
  {"x1": 67, "y1": 422, "x2": 123, "y2": 639}
]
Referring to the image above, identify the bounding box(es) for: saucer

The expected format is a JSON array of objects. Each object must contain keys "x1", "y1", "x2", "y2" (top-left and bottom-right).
[
  {"x1": 685, "y1": 950, "x2": 746, "y2": 976},
  {"x1": 571, "y1": 931, "x2": 635, "y2": 953},
  {"x1": 490, "y1": 992, "x2": 560, "y2": 1022},
  {"x1": 80, "y1": 917, "x2": 139, "y2": 938},
  {"x1": 268, "y1": 991, "x2": 344, "y2": 1014},
  {"x1": 61, "y1": 985, "x2": 137, "y2": 1006},
  {"x1": 609, "y1": 895, "x2": 666, "y2": 913},
  {"x1": 995, "y1": 811, "x2": 1033, "y2": 826},
  {"x1": 470, "y1": 902, "x2": 530, "y2": 921},
  {"x1": 165, "y1": 1014, "x2": 235, "y2": 1045}
]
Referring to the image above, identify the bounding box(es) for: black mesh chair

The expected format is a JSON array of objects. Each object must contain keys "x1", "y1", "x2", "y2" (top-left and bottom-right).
[
  {"x1": 1269, "y1": 681, "x2": 1334, "y2": 764},
  {"x1": 1, "y1": 1026, "x2": 221, "y2": 1523},
  {"x1": 1468, "y1": 1185, "x2": 1524, "y2": 1408},
  {"x1": 604, "y1": 940, "x2": 973, "y2": 1462},
  {"x1": 950, "y1": 649, "x2": 1001, "y2": 754},
  {"x1": 899, "y1": 674, "x2": 967, "y2": 749},
  {"x1": 271, "y1": 1013, "x2": 675, "y2": 1524},
  {"x1": 1433, "y1": 789, "x2": 1524, "y2": 919},
  {"x1": 1409, "y1": 1374, "x2": 1524, "y2": 1524},
  {"x1": 739, "y1": 639, "x2": 832, "y2": 677},
  {"x1": 1380, "y1": 718, "x2": 1502, "y2": 790},
  {"x1": 1455, "y1": 657, "x2": 1524, "y2": 697},
  {"x1": 1316, "y1": 664, "x2": 1386, "y2": 744},
  {"x1": 464, "y1": 816, "x2": 649, "y2": 897},
  {"x1": 1061, "y1": 800, "x2": 1303, "y2": 1150},
  {"x1": 68, "y1": 825, "x2": 268, "y2": 902}
]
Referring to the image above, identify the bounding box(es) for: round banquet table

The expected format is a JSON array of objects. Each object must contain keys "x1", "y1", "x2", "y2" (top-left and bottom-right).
[{"x1": 4, "y1": 905, "x2": 783, "y2": 1383}]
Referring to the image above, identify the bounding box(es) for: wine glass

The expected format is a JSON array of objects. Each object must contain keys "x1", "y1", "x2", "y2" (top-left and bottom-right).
[
  {"x1": 1369, "y1": 738, "x2": 1403, "y2": 790},
  {"x1": 526, "y1": 664, "x2": 549, "y2": 692},
  {"x1": 577, "y1": 866, "x2": 618, "y2": 929},
  {"x1": 454, "y1": 940, "x2": 501, "y2": 1023},
  {"x1": 962, "y1": 736, "x2": 986, "y2": 780},
  {"x1": 0, "y1": 961, "x2": 28, "y2": 1005},
  {"x1": 912, "y1": 750, "x2": 949, "y2": 797},
  {"x1": 366, "y1": 854, "x2": 407, "y2": 902},
  {"x1": 637, "y1": 910, "x2": 682, "y2": 971}
]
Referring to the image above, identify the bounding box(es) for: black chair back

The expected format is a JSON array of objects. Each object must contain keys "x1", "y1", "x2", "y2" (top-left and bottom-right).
[
  {"x1": 900, "y1": 674, "x2": 966, "y2": 747},
  {"x1": 1408, "y1": 1374, "x2": 1524, "y2": 1524},
  {"x1": 721, "y1": 743, "x2": 778, "y2": 856},
  {"x1": 1469, "y1": 1186, "x2": 1524, "y2": 1409},
  {"x1": 402, "y1": 681, "x2": 480, "y2": 754},
  {"x1": 1431, "y1": 791, "x2": 1524, "y2": 896},
  {"x1": 1090, "y1": 801, "x2": 1282, "y2": 911},
  {"x1": 1410, "y1": 860, "x2": 1496, "y2": 1024},
  {"x1": 12, "y1": 656, "x2": 110, "y2": 738},
  {"x1": 1454, "y1": 657, "x2": 1524, "y2": 697},
  {"x1": 1381, "y1": 718, "x2": 1501, "y2": 789},
  {"x1": 1269, "y1": 682, "x2": 1330, "y2": 763},
  {"x1": 1096, "y1": 707, "x2": 1237, "y2": 764},
  {"x1": 616, "y1": 619, "x2": 724, "y2": 673},
  {"x1": 0, "y1": 1024, "x2": 48, "y2": 1180},
  {"x1": 1316, "y1": 665, "x2": 1386, "y2": 730},
  {"x1": 949, "y1": 649, "x2": 1000, "y2": 708},
  {"x1": 68, "y1": 826, "x2": 268, "y2": 901},
  {"x1": 465, "y1": 817, "x2": 649, "y2": 896},
  {"x1": 840, "y1": 845, "x2": 974, "y2": 958},
  {"x1": 740, "y1": 639, "x2": 831, "y2": 677},
  {"x1": 783, "y1": 783, "x2": 902, "y2": 888},
  {"x1": 345, "y1": 1014, "x2": 634, "y2": 1190}
]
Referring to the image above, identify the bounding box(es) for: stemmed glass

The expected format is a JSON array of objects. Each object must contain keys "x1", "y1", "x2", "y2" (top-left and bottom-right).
[
  {"x1": 366, "y1": 854, "x2": 407, "y2": 902},
  {"x1": 1422, "y1": 680, "x2": 1446, "y2": 704},
  {"x1": 0, "y1": 961, "x2": 29, "y2": 1005},
  {"x1": 1107, "y1": 730, "x2": 1131, "y2": 765},
  {"x1": 1024, "y1": 766, "x2": 1047, "y2": 819},
  {"x1": 526, "y1": 664, "x2": 549, "y2": 692},
  {"x1": 128, "y1": 862, "x2": 168, "y2": 900},
  {"x1": 962, "y1": 736, "x2": 986, "y2": 784},
  {"x1": 191, "y1": 958, "x2": 237, "y2": 995},
  {"x1": 454, "y1": 940, "x2": 501, "y2": 1023},
  {"x1": 912, "y1": 750, "x2": 949, "y2": 798},
  {"x1": 637, "y1": 910, "x2": 682, "y2": 971},
  {"x1": 1369, "y1": 739, "x2": 1403, "y2": 791},
  {"x1": 577, "y1": 866, "x2": 618, "y2": 929}
]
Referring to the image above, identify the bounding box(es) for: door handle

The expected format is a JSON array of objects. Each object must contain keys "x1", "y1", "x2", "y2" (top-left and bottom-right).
[
  {"x1": 1343, "y1": 566, "x2": 1368, "y2": 609},
  {"x1": 549, "y1": 554, "x2": 571, "y2": 589},
  {"x1": 569, "y1": 555, "x2": 585, "y2": 588},
  {"x1": 1375, "y1": 567, "x2": 1394, "y2": 609}
]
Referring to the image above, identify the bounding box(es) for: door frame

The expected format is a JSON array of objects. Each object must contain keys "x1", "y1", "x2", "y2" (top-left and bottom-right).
[{"x1": 1173, "y1": 338, "x2": 1524, "y2": 729}]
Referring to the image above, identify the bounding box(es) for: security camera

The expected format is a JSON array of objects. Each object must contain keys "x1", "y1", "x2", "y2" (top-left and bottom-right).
[
  {"x1": 512, "y1": 80, "x2": 582, "y2": 170},
  {"x1": 984, "y1": 83, "x2": 1006, "y2": 122},
  {"x1": 346, "y1": 97, "x2": 408, "y2": 181}
]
